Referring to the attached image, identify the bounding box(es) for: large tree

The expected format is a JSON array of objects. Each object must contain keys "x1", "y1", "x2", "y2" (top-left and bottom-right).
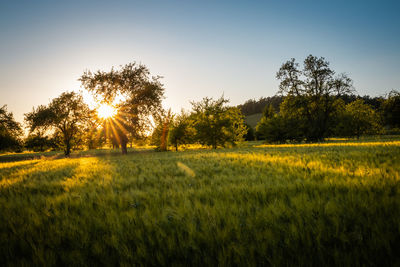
[
  {"x1": 276, "y1": 55, "x2": 353, "y2": 141},
  {"x1": 0, "y1": 105, "x2": 23, "y2": 152},
  {"x1": 25, "y1": 92, "x2": 90, "y2": 156},
  {"x1": 80, "y1": 62, "x2": 164, "y2": 154}
]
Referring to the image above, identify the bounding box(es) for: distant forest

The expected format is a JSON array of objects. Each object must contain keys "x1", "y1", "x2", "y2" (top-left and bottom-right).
[{"x1": 237, "y1": 94, "x2": 385, "y2": 116}]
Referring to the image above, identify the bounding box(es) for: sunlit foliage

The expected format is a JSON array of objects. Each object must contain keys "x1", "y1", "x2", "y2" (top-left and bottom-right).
[{"x1": 80, "y1": 62, "x2": 165, "y2": 154}]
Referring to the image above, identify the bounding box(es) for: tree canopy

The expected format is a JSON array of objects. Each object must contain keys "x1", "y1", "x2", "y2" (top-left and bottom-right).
[
  {"x1": 24, "y1": 92, "x2": 89, "y2": 156},
  {"x1": 276, "y1": 55, "x2": 354, "y2": 141},
  {"x1": 80, "y1": 62, "x2": 165, "y2": 154},
  {"x1": 191, "y1": 97, "x2": 246, "y2": 149}
]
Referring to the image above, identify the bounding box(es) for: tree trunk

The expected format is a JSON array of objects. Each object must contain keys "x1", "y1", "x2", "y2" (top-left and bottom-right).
[
  {"x1": 64, "y1": 140, "x2": 71, "y2": 157},
  {"x1": 121, "y1": 141, "x2": 128, "y2": 154},
  {"x1": 119, "y1": 132, "x2": 128, "y2": 155}
]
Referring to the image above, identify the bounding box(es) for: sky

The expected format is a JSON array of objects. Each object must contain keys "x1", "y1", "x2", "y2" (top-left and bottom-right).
[{"x1": 1, "y1": 0, "x2": 399, "y2": 123}]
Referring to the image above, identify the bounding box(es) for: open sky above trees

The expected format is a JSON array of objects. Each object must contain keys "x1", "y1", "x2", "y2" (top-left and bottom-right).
[{"x1": 1, "y1": 0, "x2": 400, "y2": 123}]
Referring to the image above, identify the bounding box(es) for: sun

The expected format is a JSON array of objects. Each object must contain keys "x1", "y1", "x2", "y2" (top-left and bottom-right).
[{"x1": 97, "y1": 104, "x2": 117, "y2": 119}]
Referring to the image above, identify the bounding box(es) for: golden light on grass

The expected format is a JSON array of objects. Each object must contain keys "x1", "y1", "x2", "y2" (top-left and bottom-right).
[{"x1": 97, "y1": 104, "x2": 117, "y2": 119}]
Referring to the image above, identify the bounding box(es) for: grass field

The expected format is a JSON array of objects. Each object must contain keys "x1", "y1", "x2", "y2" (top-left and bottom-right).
[{"x1": 1, "y1": 138, "x2": 400, "y2": 266}]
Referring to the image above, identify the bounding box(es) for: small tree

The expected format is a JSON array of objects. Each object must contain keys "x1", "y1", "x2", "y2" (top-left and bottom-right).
[
  {"x1": 256, "y1": 114, "x2": 303, "y2": 143},
  {"x1": 25, "y1": 92, "x2": 90, "y2": 156},
  {"x1": 191, "y1": 97, "x2": 246, "y2": 149},
  {"x1": 243, "y1": 123, "x2": 255, "y2": 141},
  {"x1": 168, "y1": 110, "x2": 194, "y2": 151},
  {"x1": 151, "y1": 109, "x2": 173, "y2": 151},
  {"x1": 82, "y1": 109, "x2": 105, "y2": 149},
  {"x1": 0, "y1": 105, "x2": 23, "y2": 152},
  {"x1": 336, "y1": 100, "x2": 381, "y2": 139},
  {"x1": 24, "y1": 134, "x2": 52, "y2": 152}
]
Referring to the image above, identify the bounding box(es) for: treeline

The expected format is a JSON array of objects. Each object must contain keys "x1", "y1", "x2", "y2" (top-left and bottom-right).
[
  {"x1": 1, "y1": 55, "x2": 399, "y2": 154},
  {"x1": 151, "y1": 97, "x2": 246, "y2": 151},
  {"x1": 237, "y1": 96, "x2": 283, "y2": 116},
  {"x1": 238, "y1": 94, "x2": 387, "y2": 117},
  {"x1": 253, "y1": 55, "x2": 400, "y2": 142},
  {"x1": 0, "y1": 96, "x2": 246, "y2": 154},
  {"x1": 0, "y1": 63, "x2": 247, "y2": 155}
]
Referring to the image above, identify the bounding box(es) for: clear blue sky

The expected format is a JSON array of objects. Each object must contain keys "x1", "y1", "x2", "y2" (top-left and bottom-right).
[{"x1": 1, "y1": 0, "x2": 399, "y2": 123}]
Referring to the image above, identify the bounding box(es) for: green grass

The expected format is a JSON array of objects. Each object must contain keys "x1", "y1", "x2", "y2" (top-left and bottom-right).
[
  {"x1": 245, "y1": 113, "x2": 263, "y2": 128},
  {"x1": 1, "y1": 139, "x2": 400, "y2": 266}
]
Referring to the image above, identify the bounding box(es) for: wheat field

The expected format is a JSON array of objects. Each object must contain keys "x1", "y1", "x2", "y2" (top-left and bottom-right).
[{"x1": 1, "y1": 138, "x2": 399, "y2": 266}]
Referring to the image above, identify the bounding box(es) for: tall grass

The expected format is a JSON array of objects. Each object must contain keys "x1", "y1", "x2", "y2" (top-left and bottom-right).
[{"x1": 1, "y1": 139, "x2": 399, "y2": 266}]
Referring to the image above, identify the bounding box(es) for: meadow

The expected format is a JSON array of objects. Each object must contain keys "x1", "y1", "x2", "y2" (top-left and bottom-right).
[{"x1": 1, "y1": 138, "x2": 400, "y2": 266}]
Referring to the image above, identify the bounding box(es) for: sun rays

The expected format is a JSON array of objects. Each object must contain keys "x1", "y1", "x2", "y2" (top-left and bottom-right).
[{"x1": 97, "y1": 104, "x2": 117, "y2": 119}]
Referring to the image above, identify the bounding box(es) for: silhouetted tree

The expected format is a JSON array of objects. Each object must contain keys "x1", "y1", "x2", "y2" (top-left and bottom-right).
[
  {"x1": 382, "y1": 90, "x2": 400, "y2": 129},
  {"x1": 243, "y1": 123, "x2": 255, "y2": 141},
  {"x1": 0, "y1": 105, "x2": 23, "y2": 152},
  {"x1": 25, "y1": 92, "x2": 89, "y2": 156},
  {"x1": 80, "y1": 62, "x2": 164, "y2": 154},
  {"x1": 24, "y1": 134, "x2": 52, "y2": 152},
  {"x1": 276, "y1": 55, "x2": 353, "y2": 141}
]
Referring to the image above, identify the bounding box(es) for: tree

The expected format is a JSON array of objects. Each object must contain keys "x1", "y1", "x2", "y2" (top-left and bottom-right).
[
  {"x1": 0, "y1": 105, "x2": 23, "y2": 152},
  {"x1": 336, "y1": 99, "x2": 381, "y2": 139},
  {"x1": 24, "y1": 134, "x2": 52, "y2": 152},
  {"x1": 82, "y1": 109, "x2": 105, "y2": 150},
  {"x1": 276, "y1": 55, "x2": 353, "y2": 141},
  {"x1": 151, "y1": 109, "x2": 173, "y2": 151},
  {"x1": 256, "y1": 102, "x2": 304, "y2": 143},
  {"x1": 168, "y1": 110, "x2": 194, "y2": 151},
  {"x1": 382, "y1": 90, "x2": 400, "y2": 129},
  {"x1": 80, "y1": 62, "x2": 165, "y2": 154},
  {"x1": 25, "y1": 92, "x2": 89, "y2": 156},
  {"x1": 243, "y1": 123, "x2": 255, "y2": 141},
  {"x1": 191, "y1": 97, "x2": 246, "y2": 149}
]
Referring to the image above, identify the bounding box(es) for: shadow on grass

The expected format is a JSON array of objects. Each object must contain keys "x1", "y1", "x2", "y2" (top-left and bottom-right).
[{"x1": 0, "y1": 162, "x2": 78, "y2": 195}]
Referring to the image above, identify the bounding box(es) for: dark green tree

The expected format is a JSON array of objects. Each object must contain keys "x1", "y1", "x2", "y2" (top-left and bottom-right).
[
  {"x1": 168, "y1": 110, "x2": 194, "y2": 151},
  {"x1": 276, "y1": 55, "x2": 353, "y2": 141},
  {"x1": 24, "y1": 134, "x2": 52, "y2": 152},
  {"x1": 335, "y1": 99, "x2": 381, "y2": 139},
  {"x1": 243, "y1": 123, "x2": 255, "y2": 141},
  {"x1": 80, "y1": 62, "x2": 165, "y2": 154},
  {"x1": 191, "y1": 97, "x2": 246, "y2": 149},
  {"x1": 0, "y1": 105, "x2": 23, "y2": 152},
  {"x1": 382, "y1": 90, "x2": 400, "y2": 129}
]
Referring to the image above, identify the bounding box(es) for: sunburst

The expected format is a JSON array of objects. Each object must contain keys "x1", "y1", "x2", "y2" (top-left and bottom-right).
[{"x1": 97, "y1": 104, "x2": 117, "y2": 119}]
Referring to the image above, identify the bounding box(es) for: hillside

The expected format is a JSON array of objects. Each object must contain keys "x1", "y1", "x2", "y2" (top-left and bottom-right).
[{"x1": 245, "y1": 113, "x2": 263, "y2": 128}]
